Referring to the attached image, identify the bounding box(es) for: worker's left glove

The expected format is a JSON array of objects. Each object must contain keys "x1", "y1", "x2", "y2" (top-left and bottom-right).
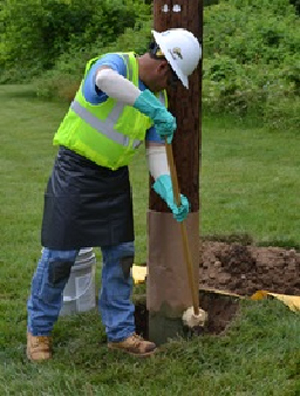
[
  {"x1": 153, "y1": 174, "x2": 190, "y2": 222},
  {"x1": 133, "y1": 89, "x2": 176, "y2": 143}
]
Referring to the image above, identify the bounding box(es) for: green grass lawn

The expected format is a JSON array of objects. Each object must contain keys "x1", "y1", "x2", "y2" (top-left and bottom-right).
[
  {"x1": 0, "y1": 85, "x2": 299, "y2": 395},
  {"x1": 200, "y1": 116, "x2": 300, "y2": 249}
]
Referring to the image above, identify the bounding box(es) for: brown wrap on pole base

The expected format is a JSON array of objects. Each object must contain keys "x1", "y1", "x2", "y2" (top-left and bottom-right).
[{"x1": 147, "y1": 210, "x2": 199, "y2": 345}]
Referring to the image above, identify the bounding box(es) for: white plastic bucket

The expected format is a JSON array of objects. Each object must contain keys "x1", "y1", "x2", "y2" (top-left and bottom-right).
[{"x1": 60, "y1": 248, "x2": 96, "y2": 316}]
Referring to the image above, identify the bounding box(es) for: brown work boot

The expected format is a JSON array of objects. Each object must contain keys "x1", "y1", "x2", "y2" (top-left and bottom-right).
[
  {"x1": 108, "y1": 333, "x2": 156, "y2": 357},
  {"x1": 26, "y1": 332, "x2": 52, "y2": 362}
]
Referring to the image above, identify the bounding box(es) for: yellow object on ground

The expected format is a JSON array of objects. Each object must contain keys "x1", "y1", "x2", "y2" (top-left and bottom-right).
[
  {"x1": 200, "y1": 287, "x2": 243, "y2": 299},
  {"x1": 251, "y1": 290, "x2": 300, "y2": 312},
  {"x1": 132, "y1": 265, "x2": 147, "y2": 285},
  {"x1": 131, "y1": 266, "x2": 300, "y2": 314}
]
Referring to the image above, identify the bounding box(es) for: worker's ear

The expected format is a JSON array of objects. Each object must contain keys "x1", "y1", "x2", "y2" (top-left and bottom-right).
[{"x1": 156, "y1": 59, "x2": 169, "y2": 75}]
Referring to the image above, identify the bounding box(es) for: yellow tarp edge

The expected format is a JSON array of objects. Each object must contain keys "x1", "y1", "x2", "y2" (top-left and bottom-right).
[
  {"x1": 132, "y1": 266, "x2": 300, "y2": 312},
  {"x1": 132, "y1": 265, "x2": 147, "y2": 284},
  {"x1": 251, "y1": 290, "x2": 300, "y2": 312}
]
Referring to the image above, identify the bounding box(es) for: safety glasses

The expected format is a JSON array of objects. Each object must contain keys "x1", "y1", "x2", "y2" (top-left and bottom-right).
[{"x1": 149, "y1": 42, "x2": 165, "y2": 59}]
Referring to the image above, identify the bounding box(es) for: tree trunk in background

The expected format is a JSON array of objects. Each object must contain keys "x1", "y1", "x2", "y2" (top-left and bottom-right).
[{"x1": 147, "y1": 0, "x2": 203, "y2": 345}]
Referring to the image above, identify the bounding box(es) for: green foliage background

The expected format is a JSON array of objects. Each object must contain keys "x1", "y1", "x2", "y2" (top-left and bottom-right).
[
  {"x1": 0, "y1": 0, "x2": 150, "y2": 80},
  {"x1": 0, "y1": 0, "x2": 299, "y2": 130},
  {"x1": 203, "y1": 0, "x2": 300, "y2": 130}
]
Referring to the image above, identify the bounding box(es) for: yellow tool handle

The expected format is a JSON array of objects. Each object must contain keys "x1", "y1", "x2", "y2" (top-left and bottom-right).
[{"x1": 165, "y1": 141, "x2": 200, "y2": 316}]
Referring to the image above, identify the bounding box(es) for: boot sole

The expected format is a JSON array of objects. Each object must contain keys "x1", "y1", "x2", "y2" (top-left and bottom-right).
[
  {"x1": 26, "y1": 347, "x2": 52, "y2": 362},
  {"x1": 108, "y1": 344, "x2": 157, "y2": 358}
]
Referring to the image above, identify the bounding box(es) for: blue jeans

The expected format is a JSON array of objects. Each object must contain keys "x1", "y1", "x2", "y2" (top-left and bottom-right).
[{"x1": 27, "y1": 242, "x2": 135, "y2": 342}]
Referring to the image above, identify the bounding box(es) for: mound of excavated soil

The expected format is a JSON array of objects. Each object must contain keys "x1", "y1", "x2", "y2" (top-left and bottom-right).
[{"x1": 200, "y1": 241, "x2": 300, "y2": 296}]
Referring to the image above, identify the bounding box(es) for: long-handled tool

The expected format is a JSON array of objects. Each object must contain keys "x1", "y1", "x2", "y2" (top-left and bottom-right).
[{"x1": 165, "y1": 140, "x2": 207, "y2": 328}]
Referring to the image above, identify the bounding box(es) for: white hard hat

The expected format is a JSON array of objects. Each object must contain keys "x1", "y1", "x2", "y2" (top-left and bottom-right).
[{"x1": 152, "y1": 28, "x2": 202, "y2": 89}]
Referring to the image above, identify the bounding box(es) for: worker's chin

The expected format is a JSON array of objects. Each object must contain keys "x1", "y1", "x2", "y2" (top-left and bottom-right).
[{"x1": 149, "y1": 83, "x2": 165, "y2": 93}]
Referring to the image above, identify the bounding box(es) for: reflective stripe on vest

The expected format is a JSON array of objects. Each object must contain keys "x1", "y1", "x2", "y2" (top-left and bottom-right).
[{"x1": 70, "y1": 100, "x2": 142, "y2": 149}]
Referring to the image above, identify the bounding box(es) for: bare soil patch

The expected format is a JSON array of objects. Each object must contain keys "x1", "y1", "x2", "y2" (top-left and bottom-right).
[
  {"x1": 200, "y1": 241, "x2": 300, "y2": 296},
  {"x1": 135, "y1": 241, "x2": 299, "y2": 338}
]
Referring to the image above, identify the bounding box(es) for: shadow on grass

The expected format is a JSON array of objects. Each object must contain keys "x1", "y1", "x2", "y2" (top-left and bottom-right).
[
  {"x1": 0, "y1": 85, "x2": 37, "y2": 99},
  {"x1": 202, "y1": 233, "x2": 300, "y2": 250}
]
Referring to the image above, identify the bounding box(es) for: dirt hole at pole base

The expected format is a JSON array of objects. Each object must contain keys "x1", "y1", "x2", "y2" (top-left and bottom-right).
[{"x1": 134, "y1": 238, "x2": 300, "y2": 339}]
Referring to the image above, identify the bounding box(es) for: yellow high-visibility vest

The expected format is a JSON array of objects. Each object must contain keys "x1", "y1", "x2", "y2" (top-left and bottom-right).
[{"x1": 53, "y1": 52, "x2": 167, "y2": 170}]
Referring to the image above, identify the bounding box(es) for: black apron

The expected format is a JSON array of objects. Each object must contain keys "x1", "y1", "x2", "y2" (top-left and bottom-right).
[{"x1": 41, "y1": 147, "x2": 134, "y2": 249}]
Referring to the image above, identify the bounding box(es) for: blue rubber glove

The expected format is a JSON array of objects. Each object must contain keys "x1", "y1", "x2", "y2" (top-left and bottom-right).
[
  {"x1": 153, "y1": 174, "x2": 190, "y2": 222},
  {"x1": 134, "y1": 89, "x2": 176, "y2": 143}
]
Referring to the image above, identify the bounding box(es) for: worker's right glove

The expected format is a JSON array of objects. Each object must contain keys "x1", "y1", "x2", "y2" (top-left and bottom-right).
[
  {"x1": 133, "y1": 89, "x2": 176, "y2": 143},
  {"x1": 153, "y1": 174, "x2": 190, "y2": 222}
]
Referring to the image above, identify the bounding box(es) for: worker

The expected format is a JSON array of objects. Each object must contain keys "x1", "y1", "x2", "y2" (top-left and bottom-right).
[{"x1": 26, "y1": 28, "x2": 202, "y2": 361}]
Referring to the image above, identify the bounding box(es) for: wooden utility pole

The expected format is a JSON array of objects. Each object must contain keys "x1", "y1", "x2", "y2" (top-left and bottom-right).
[{"x1": 147, "y1": 0, "x2": 203, "y2": 345}]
